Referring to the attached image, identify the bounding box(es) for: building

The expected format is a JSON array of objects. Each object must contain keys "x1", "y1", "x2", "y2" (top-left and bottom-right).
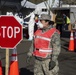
[{"x1": 0, "y1": 0, "x2": 22, "y2": 15}]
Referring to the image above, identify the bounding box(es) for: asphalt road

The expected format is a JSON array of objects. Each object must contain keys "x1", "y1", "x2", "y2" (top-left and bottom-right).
[{"x1": 0, "y1": 38, "x2": 76, "y2": 75}]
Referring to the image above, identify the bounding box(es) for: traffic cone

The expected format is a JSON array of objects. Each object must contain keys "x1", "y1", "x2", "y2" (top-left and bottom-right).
[
  {"x1": 9, "y1": 48, "x2": 19, "y2": 75},
  {"x1": 68, "y1": 31, "x2": 74, "y2": 51},
  {"x1": 0, "y1": 57, "x2": 3, "y2": 75},
  {"x1": 74, "y1": 31, "x2": 76, "y2": 50}
]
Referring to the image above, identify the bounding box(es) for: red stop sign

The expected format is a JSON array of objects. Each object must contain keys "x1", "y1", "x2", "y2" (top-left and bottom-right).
[{"x1": 0, "y1": 16, "x2": 23, "y2": 49}]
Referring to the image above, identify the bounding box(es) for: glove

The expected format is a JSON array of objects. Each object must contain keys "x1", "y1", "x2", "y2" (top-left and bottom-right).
[
  {"x1": 26, "y1": 56, "x2": 31, "y2": 63},
  {"x1": 49, "y1": 61, "x2": 56, "y2": 70},
  {"x1": 26, "y1": 53, "x2": 32, "y2": 63}
]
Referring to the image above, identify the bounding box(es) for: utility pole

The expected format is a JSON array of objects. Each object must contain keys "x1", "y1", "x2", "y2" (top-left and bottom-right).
[
  {"x1": 48, "y1": 0, "x2": 50, "y2": 15},
  {"x1": 59, "y1": 0, "x2": 61, "y2": 7}
]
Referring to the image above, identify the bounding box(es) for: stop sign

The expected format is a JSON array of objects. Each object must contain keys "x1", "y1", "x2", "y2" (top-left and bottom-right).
[{"x1": 0, "y1": 16, "x2": 23, "y2": 49}]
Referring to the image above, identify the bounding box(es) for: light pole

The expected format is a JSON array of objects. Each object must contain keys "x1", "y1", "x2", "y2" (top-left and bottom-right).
[{"x1": 59, "y1": 0, "x2": 61, "y2": 7}]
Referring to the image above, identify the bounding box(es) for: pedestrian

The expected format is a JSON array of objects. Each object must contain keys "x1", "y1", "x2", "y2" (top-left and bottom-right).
[
  {"x1": 34, "y1": 14, "x2": 39, "y2": 32},
  {"x1": 55, "y1": 14, "x2": 63, "y2": 37},
  {"x1": 24, "y1": 12, "x2": 38, "y2": 40},
  {"x1": 14, "y1": 12, "x2": 24, "y2": 25},
  {"x1": 27, "y1": 14, "x2": 61, "y2": 75},
  {"x1": 62, "y1": 14, "x2": 70, "y2": 30},
  {"x1": 27, "y1": 12, "x2": 35, "y2": 40}
]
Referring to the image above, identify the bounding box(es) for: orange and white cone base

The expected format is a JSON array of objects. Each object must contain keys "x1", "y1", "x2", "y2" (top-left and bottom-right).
[{"x1": 9, "y1": 48, "x2": 19, "y2": 75}]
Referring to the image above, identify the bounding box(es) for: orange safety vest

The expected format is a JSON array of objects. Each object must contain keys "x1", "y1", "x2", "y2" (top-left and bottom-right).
[{"x1": 33, "y1": 28, "x2": 60, "y2": 58}]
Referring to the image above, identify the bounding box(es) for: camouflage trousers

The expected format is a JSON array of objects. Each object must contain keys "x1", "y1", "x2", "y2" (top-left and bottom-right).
[{"x1": 34, "y1": 58, "x2": 59, "y2": 75}]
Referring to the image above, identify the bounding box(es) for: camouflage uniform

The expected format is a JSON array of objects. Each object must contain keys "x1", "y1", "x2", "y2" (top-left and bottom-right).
[{"x1": 28, "y1": 25, "x2": 61, "y2": 75}]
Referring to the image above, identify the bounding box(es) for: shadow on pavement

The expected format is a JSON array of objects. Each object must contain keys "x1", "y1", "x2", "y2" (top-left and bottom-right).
[
  {"x1": 2, "y1": 67, "x2": 5, "y2": 75},
  {"x1": 20, "y1": 68, "x2": 33, "y2": 75}
]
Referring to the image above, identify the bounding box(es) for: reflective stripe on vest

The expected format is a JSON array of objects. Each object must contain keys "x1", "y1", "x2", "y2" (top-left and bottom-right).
[
  {"x1": 33, "y1": 28, "x2": 59, "y2": 58},
  {"x1": 39, "y1": 49, "x2": 52, "y2": 52},
  {"x1": 33, "y1": 49, "x2": 52, "y2": 58},
  {"x1": 36, "y1": 36, "x2": 51, "y2": 41}
]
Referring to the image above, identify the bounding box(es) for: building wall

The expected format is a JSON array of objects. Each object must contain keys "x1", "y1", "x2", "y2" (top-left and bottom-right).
[{"x1": 70, "y1": 7, "x2": 76, "y2": 24}]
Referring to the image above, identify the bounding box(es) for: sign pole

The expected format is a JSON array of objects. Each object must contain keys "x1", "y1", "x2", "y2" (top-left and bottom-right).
[
  {"x1": 5, "y1": 48, "x2": 9, "y2": 75},
  {"x1": 0, "y1": 16, "x2": 22, "y2": 75}
]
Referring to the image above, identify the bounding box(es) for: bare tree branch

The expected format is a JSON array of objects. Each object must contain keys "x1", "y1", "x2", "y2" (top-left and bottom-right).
[{"x1": 61, "y1": 0, "x2": 76, "y2": 5}]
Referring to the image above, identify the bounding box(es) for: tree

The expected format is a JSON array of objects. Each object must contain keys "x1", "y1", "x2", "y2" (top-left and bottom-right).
[
  {"x1": 61, "y1": 0, "x2": 76, "y2": 5},
  {"x1": 28, "y1": 0, "x2": 47, "y2": 4}
]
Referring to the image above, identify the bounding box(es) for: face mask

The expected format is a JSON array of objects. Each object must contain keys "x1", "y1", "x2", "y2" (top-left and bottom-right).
[{"x1": 38, "y1": 21, "x2": 43, "y2": 28}]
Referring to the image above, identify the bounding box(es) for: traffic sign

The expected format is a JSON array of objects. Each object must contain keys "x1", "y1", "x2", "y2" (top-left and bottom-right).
[{"x1": 0, "y1": 16, "x2": 23, "y2": 49}]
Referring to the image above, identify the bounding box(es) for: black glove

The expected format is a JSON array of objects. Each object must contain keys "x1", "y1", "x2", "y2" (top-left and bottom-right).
[
  {"x1": 49, "y1": 61, "x2": 56, "y2": 70},
  {"x1": 26, "y1": 52, "x2": 32, "y2": 63},
  {"x1": 26, "y1": 56, "x2": 31, "y2": 63}
]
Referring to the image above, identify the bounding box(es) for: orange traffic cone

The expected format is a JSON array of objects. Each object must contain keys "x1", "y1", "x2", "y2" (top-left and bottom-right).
[
  {"x1": 74, "y1": 31, "x2": 76, "y2": 50},
  {"x1": 9, "y1": 48, "x2": 19, "y2": 75},
  {"x1": 68, "y1": 31, "x2": 74, "y2": 51},
  {"x1": 0, "y1": 58, "x2": 3, "y2": 75}
]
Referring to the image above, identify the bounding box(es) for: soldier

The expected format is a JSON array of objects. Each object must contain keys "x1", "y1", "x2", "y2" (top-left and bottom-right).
[{"x1": 27, "y1": 14, "x2": 61, "y2": 75}]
